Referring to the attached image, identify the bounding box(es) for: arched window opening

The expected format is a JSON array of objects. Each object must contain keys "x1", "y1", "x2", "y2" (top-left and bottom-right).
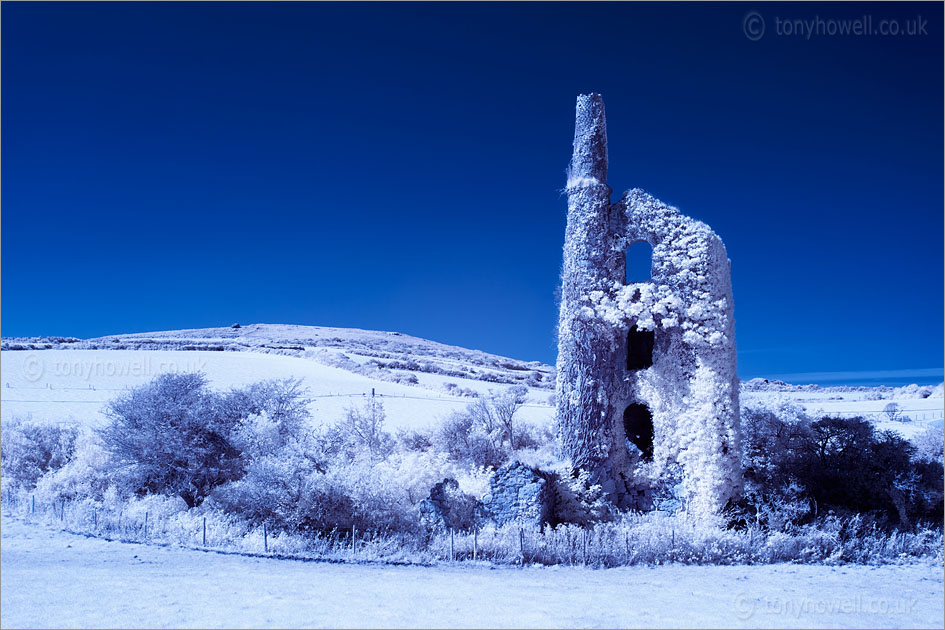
[
  {"x1": 627, "y1": 325, "x2": 654, "y2": 371},
  {"x1": 625, "y1": 240, "x2": 653, "y2": 284},
  {"x1": 623, "y1": 404, "x2": 654, "y2": 460}
]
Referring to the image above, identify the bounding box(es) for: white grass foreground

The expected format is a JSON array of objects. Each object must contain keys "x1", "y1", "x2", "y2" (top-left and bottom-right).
[{"x1": 1, "y1": 516, "x2": 941, "y2": 629}]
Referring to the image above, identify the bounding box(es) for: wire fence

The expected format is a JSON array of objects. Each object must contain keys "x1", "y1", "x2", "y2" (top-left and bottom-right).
[
  {"x1": 0, "y1": 491, "x2": 600, "y2": 567},
  {"x1": 4, "y1": 489, "x2": 942, "y2": 568},
  {"x1": 3, "y1": 384, "x2": 940, "y2": 421},
  {"x1": 803, "y1": 408, "x2": 945, "y2": 422},
  {"x1": 0, "y1": 384, "x2": 556, "y2": 408}
]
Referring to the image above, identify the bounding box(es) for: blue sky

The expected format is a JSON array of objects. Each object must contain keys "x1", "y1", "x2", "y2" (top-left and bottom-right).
[{"x1": 2, "y1": 2, "x2": 942, "y2": 385}]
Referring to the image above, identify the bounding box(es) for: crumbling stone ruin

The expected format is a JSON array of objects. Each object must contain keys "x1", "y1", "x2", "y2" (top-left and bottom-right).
[
  {"x1": 421, "y1": 463, "x2": 601, "y2": 531},
  {"x1": 418, "y1": 478, "x2": 482, "y2": 533},
  {"x1": 555, "y1": 94, "x2": 742, "y2": 516},
  {"x1": 482, "y1": 461, "x2": 555, "y2": 527}
]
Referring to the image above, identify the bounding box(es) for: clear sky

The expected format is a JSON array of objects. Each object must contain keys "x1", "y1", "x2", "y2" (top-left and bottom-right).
[{"x1": 2, "y1": 2, "x2": 942, "y2": 385}]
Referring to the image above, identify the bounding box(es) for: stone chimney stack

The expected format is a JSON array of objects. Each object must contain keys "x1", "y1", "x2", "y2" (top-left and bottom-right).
[
  {"x1": 556, "y1": 94, "x2": 624, "y2": 495},
  {"x1": 568, "y1": 93, "x2": 609, "y2": 187}
]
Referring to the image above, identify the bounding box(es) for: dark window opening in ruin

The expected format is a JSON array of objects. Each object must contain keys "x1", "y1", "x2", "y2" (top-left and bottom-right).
[
  {"x1": 624, "y1": 404, "x2": 654, "y2": 460},
  {"x1": 625, "y1": 240, "x2": 653, "y2": 283},
  {"x1": 626, "y1": 325, "x2": 654, "y2": 371}
]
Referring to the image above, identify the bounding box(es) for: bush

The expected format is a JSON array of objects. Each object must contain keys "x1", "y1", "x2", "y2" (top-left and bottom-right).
[
  {"x1": 914, "y1": 427, "x2": 945, "y2": 464},
  {"x1": 210, "y1": 397, "x2": 462, "y2": 535},
  {"x1": 799, "y1": 418, "x2": 908, "y2": 518},
  {"x1": 209, "y1": 442, "x2": 350, "y2": 532},
  {"x1": 34, "y1": 429, "x2": 110, "y2": 503},
  {"x1": 739, "y1": 399, "x2": 944, "y2": 530},
  {"x1": 418, "y1": 478, "x2": 482, "y2": 533},
  {"x1": 433, "y1": 409, "x2": 507, "y2": 469},
  {"x1": 1, "y1": 418, "x2": 78, "y2": 490},
  {"x1": 883, "y1": 402, "x2": 902, "y2": 422},
  {"x1": 552, "y1": 466, "x2": 613, "y2": 525},
  {"x1": 430, "y1": 387, "x2": 550, "y2": 470},
  {"x1": 467, "y1": 385, "x2": 529, "y2": 449},
  {"x1": 331, "y1": 397, "x2": 394, "y2": 461},
  {"x1": 396, "y1": 428, "x2": 433, "y2": 452},
  {"x1": 219, "y1": 378, "x2": 310, "y2": 440},
  {"x1": 101, "y1": 373, "x2": 311, "y2": 508}
]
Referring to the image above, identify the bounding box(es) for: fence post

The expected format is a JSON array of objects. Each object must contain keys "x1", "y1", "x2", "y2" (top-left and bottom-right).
[
  {"x1": 144, "y1": 511, "x2": 149, "y2": 538},
  {"x1": 31, "y1": 495, "x2": 35, "y2": 516},
  {"x1": 449, "y1": 528, "x2": 454, "y2": 562},
  {"x1": 263, "y1": 523, "x2": 268, "y2": 553},
  {"x1": 625, "y1": 533, "x2": 630, "y2": 564},
  {"x1": 59, "y1": 500, "x2": 64, "y2": 522},
  {"x1": 352, "y1": 525, "x2": 357, "y2": 555},
  {"x1": 473, "y1": 528, "x2": 478, "y2": 561},
  {"x1": 519, "y1": 528, "x2": 525, "y2": 564},
  {"x1": 202, "y1": 517, "x2": 207, "y2": 546},
  {"x1": 582, "y1": 529, "x2": 587, "y2": 566}
]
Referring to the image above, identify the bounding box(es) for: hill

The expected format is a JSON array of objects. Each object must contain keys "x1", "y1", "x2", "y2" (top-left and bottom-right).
[
  {"x1": 1, "y1": 324, "x2": 941, "y2": 438},
  {"x1": 0, "y1": 324, "x2": 556, "y2": 430}
]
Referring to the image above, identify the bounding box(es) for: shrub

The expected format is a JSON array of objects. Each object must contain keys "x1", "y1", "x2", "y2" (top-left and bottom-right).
[
  {"x1": 913, "y1": 427, "x2": 945, "y2": 464},
  {"x1": 34, "y1": 429, "x2": 110, "y2": 502},
  {"x1": 739, "y1": 399, "x2": 944, "y2": 530},
  {"x1": 430, "y1": 386, "x2": 546, "y2": 470},
  {"x1": 101, "y1": 373, "x2": 311, "y2": 508},
  {"x1": 433, "y1": 409, "x2": 507, "y2": 469},
  {"x1": 552, "y1": 466, "x2": 613, "y2": 525},
  {"x1": 11, "y1": 371, "x2": 941, "y2": 566},
  {"x1": 418, "y1": 478, "x2": 482, "y2": 533},
  {"x1": 467, "y1": 385, "x2": 529, "y2": 449},
  {"x1": 331, "y1": 397, "x2": 394, "y2": 461},
  {"x1": 1, "y1": 418, "x2": 78, "y2": 490},
  {"x1": 220, "y1": 378, "x2": 310, "y2": 440},
  {"x1": 211, "y1": 399, "x2": 458, "y2": 535},
  {"x1": 396, "y1": 428, "x2": 433, "y2": 452},
  {"x1": 883, "y1": 402, "x2": 902, "y2": 422},
  {"x1": 210, "y1": 442, "x2": 340, "y2": 532}
]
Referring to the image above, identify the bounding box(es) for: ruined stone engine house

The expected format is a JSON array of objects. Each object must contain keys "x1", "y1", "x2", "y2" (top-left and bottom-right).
[{"x1": 555, "y1": 94, "x2": 742, "y2": 515}]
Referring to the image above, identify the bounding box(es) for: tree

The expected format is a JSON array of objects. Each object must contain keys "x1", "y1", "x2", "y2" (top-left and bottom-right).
[
  {"x1": 883, "y1": 402, "x2": 902, "y2": 423},
  {"x1": 102, "y1": 373, "x2": 243, "y2": 507},
  {"x1": 433, "y1": 408, "x2": 506, "y2": 468},
  {"x1": 221, "y1": 378, "x2": 310, "y2": 442},
  {"x1": 336, "y1": 396, "x2": 392, "y2": 460},
  {"x1": 794, "y1": 417, "x2": 930, "y2": 526},
  {"x1": 468, "y1": 385, "x2": 529, "y2": 448},
  {"x1": 103, "y1": 373, "x2": 313, "y2": 508},
  {"x1": 740, "y1": 402, "x2": 944, "y2": 529}
]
